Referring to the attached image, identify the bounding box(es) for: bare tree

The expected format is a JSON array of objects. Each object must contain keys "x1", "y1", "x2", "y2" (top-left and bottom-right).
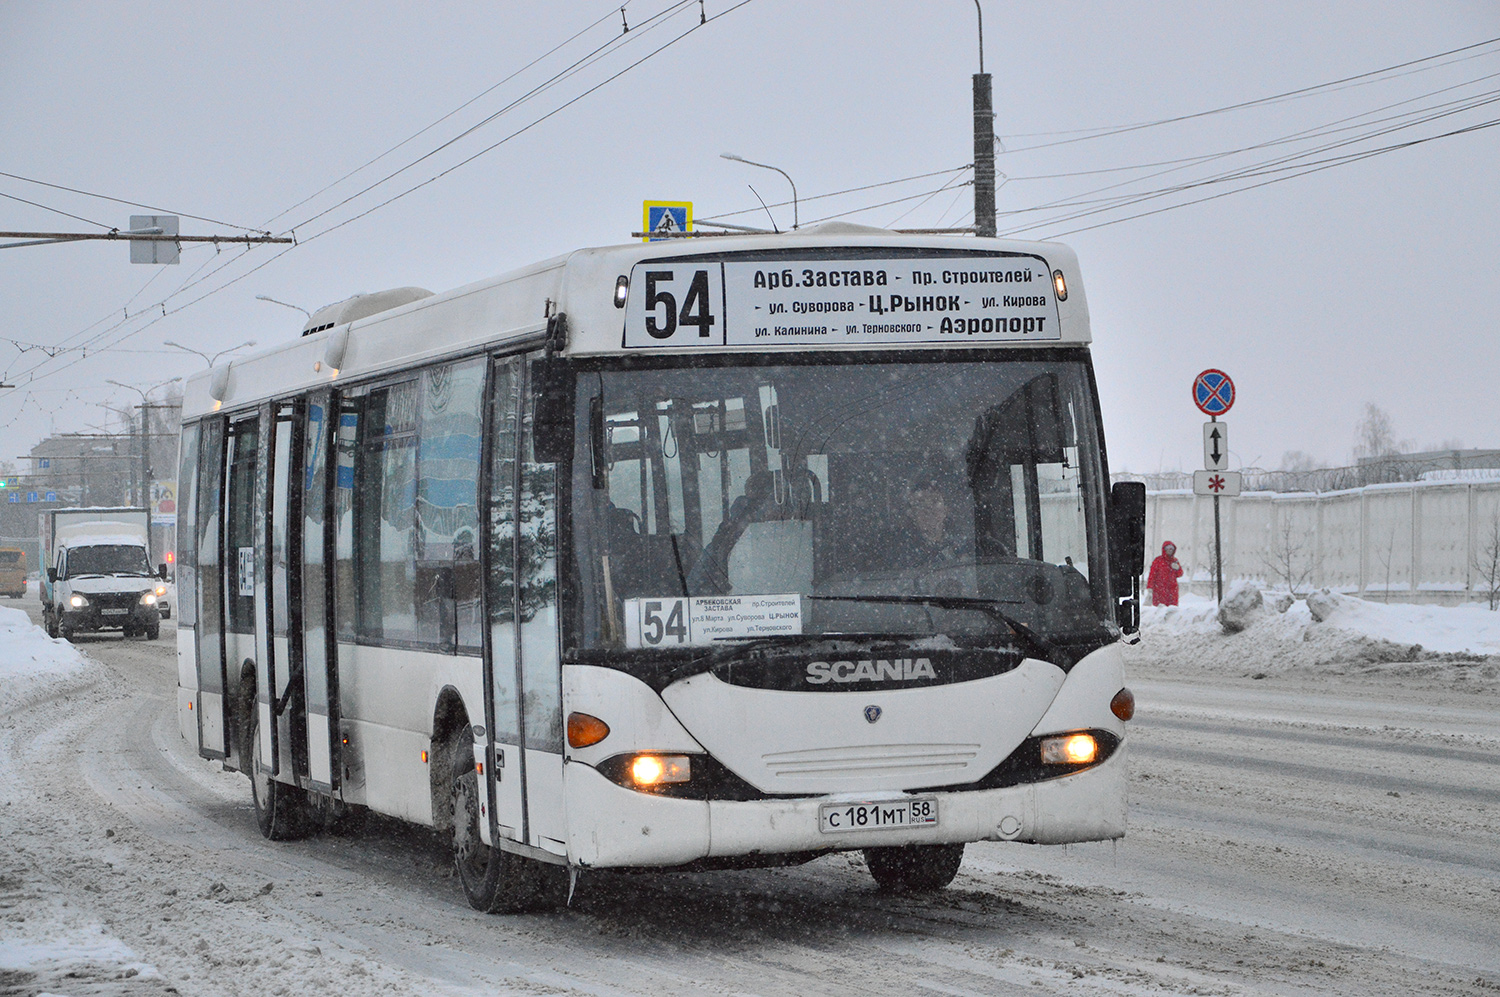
[
  {"x1": 1353, "y1": 403, "x2": 1403, "y2": 461},
  {"x1": 1473, "y1": 510, "x2": 1500, "y2": 611},
  {"x1": 1374, "y1": 522, "x2": 1400, "y2": 604},
  {"x1": 1261, "y1": 518, "x2": 1315, "y2": 598},
  {"x1": 1279, "y1": 450, "x2": 1320, "y2": 472}
]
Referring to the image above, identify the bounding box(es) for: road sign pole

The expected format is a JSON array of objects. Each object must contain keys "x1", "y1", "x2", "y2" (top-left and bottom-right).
[
  {"x1": 1213, "y1": 492, "x2": 1223, "y2": 604},
  {"x1": 1212, "y1": 413, "x2": 1222, "y2": 603}
]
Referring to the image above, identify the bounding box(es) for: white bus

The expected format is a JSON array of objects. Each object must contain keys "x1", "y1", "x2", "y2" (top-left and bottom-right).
[{"x1": 174, "y1": 222, "x2": 1145, "y2": 911}]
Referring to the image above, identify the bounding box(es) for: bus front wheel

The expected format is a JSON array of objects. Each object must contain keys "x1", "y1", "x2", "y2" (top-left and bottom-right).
[
  {"x1": 864, "y1": 843, "x2": 965, "y2": 892},
  {"x1": 448, "y1": 733, "x2": 551, "y2": 913},
  {"x1": 247, "y1": 703, "x2": 314, "y2": 841}
]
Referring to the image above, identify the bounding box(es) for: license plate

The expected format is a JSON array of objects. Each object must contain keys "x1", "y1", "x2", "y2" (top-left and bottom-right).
[
  {"x1": 819, "y1": 798, "x2": 938, "y2": 833},
  {"x1": 100, "y1": 608, "x2": 128, "y2": 616}
]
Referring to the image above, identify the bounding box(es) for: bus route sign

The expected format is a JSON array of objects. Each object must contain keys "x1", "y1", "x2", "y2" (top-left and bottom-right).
[{"x1": 1193, "y1": 369, "x2": 1235, "y2": 416}]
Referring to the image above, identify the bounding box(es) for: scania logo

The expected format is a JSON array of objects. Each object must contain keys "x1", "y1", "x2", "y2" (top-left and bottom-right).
[
  {"x1": 804, "y1": 658, "x2": 936, "y2": 685},
  {"x1": 863, "y1": 705, "x2": 882, "y2": 724}
]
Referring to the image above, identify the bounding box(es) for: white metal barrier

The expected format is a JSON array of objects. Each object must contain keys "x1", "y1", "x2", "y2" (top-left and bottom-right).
[{"x1": 1142, "y1": 480, "x2": 1500, "y2": 605}]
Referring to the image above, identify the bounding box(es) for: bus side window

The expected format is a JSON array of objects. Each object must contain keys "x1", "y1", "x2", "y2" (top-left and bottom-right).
[
  {"x1": 176, "y1": 422, "x2": 200, "y2": 628},
  {"x1": 487, "y1": 359, "x2": 521, "y2": 743},
  {"x1": 415, "y1": 359, "x2": 486, "y2": 653},
  {"x1": 354, "y1": 380, "x2": 419, "y2": 644}
]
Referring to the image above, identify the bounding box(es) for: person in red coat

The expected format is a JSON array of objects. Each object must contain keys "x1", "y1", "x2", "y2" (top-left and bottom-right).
[{"x1": 1146, "y1": 540, "x2": 1183, "y2": 606}]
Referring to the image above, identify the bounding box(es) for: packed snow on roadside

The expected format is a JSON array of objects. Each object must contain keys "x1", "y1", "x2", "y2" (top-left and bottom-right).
[
  {"x1": 0, "y1": 605, "x2": 93, "y2": 714},
  {"x1": 1133, "y1": 588, "x2": 1500, "y2": 679},
  {"x1": 0, "y1": 606, "x2": 158, "y2": 991}
]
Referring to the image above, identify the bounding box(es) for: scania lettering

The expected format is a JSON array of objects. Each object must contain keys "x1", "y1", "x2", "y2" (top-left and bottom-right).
[{"x1": 175, "y1": 222, "x2": 1145, "y2": 913}]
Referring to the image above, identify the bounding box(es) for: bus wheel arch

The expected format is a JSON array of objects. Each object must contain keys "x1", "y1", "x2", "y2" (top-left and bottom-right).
[{"x1": 430, "y1": 687, "x2": 470, "y2": 834}]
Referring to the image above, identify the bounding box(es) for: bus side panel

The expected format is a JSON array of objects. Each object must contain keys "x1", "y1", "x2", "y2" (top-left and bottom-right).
[
  {"x1": 564, "y1": 764, "x2": 710, "y2": 868},
  {"x1": 560, "y1": 665, "x2": 706, "y2": 767},
  {"x1": 336, "y1": 642, "x2": 484, "y2": 824},
  {"x1": 177, "y1": 627, "x2": 199, "y2": 753},
  {"x1": 1029, "y1": 642, "x2": 1127, "y2": 738}
]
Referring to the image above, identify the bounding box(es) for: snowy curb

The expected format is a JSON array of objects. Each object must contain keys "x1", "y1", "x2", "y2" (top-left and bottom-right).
[{"x1": 0, "y1": 606, "x2": 96, "y2": 716}]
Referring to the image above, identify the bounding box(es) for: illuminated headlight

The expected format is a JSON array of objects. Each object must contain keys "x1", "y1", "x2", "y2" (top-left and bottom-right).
[
  {"x1": 630, "y1": 754, "x2": 690, "y2": 787},
  {"x1": 68, "y1": 594, "x2": 89, "y2": 609},
  {"x1": 140, "y1": 592, "x2": 157, "y2": 606},
  {"x1": 1039, "y1": 733, "x2": 1098, "y2": 765}
]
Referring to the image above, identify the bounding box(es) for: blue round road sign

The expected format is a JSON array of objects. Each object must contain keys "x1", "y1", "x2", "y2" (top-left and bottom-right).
[{"x1": 1193, "y1": 369, "x2": 1235, "y2": 416}]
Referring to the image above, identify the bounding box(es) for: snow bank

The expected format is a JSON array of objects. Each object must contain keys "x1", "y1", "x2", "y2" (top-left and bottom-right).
[
  {"x1": 1132, "y1": 590, "x2": 1500, "y2": 676},
  {"x1": 0, "y1": 606, "x2": 92, "y2": 714},
  {"x1": 0, "y1": 914, "x2": 161, "y2": 990}
]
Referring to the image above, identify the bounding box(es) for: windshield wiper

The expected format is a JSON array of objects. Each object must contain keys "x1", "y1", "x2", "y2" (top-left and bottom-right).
[{"x1": 805, "y1": 594, "x2": 1068, "y2": 667}]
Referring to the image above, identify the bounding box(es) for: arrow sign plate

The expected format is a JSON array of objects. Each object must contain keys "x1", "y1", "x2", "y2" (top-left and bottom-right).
[
  {"x1": 1203, "y1": 421, "x2": 1229, "y2": 471},
  {"x1": 1193, "y1": 470, "x2": 1242, "y2": 497}
]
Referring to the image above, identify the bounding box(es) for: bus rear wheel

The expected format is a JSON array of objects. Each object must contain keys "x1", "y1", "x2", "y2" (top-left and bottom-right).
[
  {"x1": 247, "y1": 703, "x2": 314, "y2": 841},
  {"x1": 449, "y1": 734, "x2": 551, "y2": 913},
  {"x1": 863, "y1": 843, "x2": 965, "y2": 892}
]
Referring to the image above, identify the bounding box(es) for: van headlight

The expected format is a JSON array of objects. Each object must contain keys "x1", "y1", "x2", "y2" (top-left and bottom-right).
[
  {"x1": 69, "y1": 594, "x2": 89, "y2": 609},
  {"x1": 140, "y1": 592, "x2": 157, "y2": 606}
]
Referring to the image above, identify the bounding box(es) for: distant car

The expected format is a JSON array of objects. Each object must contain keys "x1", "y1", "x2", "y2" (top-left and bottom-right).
[{"x1": 154, "y1": 578, "x2": 175, "y2": 619}]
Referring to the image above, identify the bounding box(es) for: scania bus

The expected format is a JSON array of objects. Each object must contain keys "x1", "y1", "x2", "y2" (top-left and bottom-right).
[{"x1": 174, "y1": 222, "x2": 1145, "y2": 912}]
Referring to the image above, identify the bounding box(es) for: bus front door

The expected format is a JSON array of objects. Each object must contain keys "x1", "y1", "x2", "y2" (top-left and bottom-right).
[
  {"x1": 300, "y1": 392, "x2": 340, "y2": 792},
  {"x1": 484, "y1": 356, "x2": 566, "y2": 856}
]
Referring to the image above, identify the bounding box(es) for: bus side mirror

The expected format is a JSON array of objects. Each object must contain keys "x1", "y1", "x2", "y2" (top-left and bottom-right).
[
  {"x1": 531, "y1": 315, "x2": 574, "y2": 464},
  {"x1": 48, "y1": 567, "x2": 57, "y2": 583},
  {"x1": 159, "y1": 564, "x2": 168, "y2": 580},
  {"x1": 1108, "y1": 481, "x2": 1146, "y2": 633}
]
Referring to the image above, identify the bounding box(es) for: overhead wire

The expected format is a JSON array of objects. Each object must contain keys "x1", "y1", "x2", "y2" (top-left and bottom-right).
[
  {"x1": 1031, "y1": 116, "x2": 1500, "y2": 240},
  {"x1": 2, "y1": 1, "x2": 757, "y2": 399},
  {"x1": 999, "y1": 74, "x2": 1500, "y2": 221},
  {"x1": 257, "y1": 2, "x2": 634, "y2": 230},
  {"x1": 1002, "y1": 88, "x2": 1500, "y2": 234},
  {"x1": 282, "y1": 0, "x2": 701, "y2": 236},
  {"x1": 998, "y1": 35, "x2": 1500, "y2": 152},
  {"x1": 0, "y1": 191, "x2": 112, "y2": 230},
  {"x1": 696, "y1": 165, "x2": 973, "y2": 223},
  {"x1": 0, "y1": 171, "x2": 270, "y2": 233},
  {"x1": 292, "y1": 1, "x2": 749, "y2": 246}
]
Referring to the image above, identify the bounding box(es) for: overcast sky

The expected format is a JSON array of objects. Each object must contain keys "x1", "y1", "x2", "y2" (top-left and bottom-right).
[{"x1": 3, "y1": 1, "x2": 1498, "y2": 475}]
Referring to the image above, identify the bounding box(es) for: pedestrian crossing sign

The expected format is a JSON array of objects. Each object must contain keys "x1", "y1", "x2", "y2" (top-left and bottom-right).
[{"x1": 643, "y1": 201, "x2": 692, "y2": 242}]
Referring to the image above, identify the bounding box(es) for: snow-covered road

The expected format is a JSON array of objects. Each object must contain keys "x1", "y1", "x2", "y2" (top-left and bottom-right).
[{"x1": 3, "y1": 592, "x2": 1499, "y2": 996}]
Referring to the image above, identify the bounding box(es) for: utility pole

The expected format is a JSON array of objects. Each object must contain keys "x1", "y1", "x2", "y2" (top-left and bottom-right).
[{"x1": 972, "y1": 1, "x2": 997, "y2": 238}]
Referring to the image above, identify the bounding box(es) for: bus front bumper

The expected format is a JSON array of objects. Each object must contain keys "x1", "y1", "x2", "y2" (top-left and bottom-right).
[{"x1": 563, "y1": 744, "x2": 1127, "y2": 869}]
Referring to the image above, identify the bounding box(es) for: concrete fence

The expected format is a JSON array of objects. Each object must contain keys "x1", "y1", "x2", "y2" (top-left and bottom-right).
[{"x1": 1144, "y1": 479, "x2": 1500, "y2": 605}]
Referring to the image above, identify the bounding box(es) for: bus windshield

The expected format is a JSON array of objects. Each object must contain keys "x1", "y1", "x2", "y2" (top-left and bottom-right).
[{"x1": 571, "y1": 354, "x2": 1110, "y2": 652}]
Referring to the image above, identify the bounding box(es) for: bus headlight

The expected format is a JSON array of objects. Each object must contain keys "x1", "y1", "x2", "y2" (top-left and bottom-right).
[
  {"x1": 69, "y1": 594, "x2": 89, "y2": 608},
  {"x1": 630, "y1": 754, "x2": 691, "y2": 787},
  {"x1": 140, "y1": 592, "x2": 157, "y2": 606},
  {"x1": 1039, "y1": 733, "x2": 1097, "y2": 765}
]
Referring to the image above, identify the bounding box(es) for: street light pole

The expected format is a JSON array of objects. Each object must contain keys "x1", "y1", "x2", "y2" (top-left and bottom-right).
[
  {"x1": 106, "y1": 377, "x2": 180, "y2": 506},
  {"x1": 162, "y1": 339, "x2": 257, "y2": 367},
  {"x1": 973, "y1": 1, "x2": 997, "y2": 238},
  {"x1": 720, "y1": 153, "x2": 799, "y2": 230},
  {"x1": 255, "y1": 295, "x2": 312, "y2": 321}
]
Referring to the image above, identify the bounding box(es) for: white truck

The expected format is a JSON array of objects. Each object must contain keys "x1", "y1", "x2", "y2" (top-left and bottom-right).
[{"x1": 39, "y1": 507, "x2": 167, "y2": 641}]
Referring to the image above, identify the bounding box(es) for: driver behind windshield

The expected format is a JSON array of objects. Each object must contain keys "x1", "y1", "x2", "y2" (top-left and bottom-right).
[{"x1": 862, "y1": 463, "x2": 970, "y2": 572}]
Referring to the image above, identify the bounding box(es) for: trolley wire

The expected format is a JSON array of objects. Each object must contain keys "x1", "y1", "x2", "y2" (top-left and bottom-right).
[{"x1": 2, "y1": 2, "x2": 754, "y2": 398}]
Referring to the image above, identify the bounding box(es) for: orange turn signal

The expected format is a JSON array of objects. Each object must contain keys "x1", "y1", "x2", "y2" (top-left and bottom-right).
[
  {"x1": 567, "y1": 712, "x2": 611, "y2": 749},
  {"x1": 1111, "y1": 687, "x2": 1135, "y2": 721}
]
